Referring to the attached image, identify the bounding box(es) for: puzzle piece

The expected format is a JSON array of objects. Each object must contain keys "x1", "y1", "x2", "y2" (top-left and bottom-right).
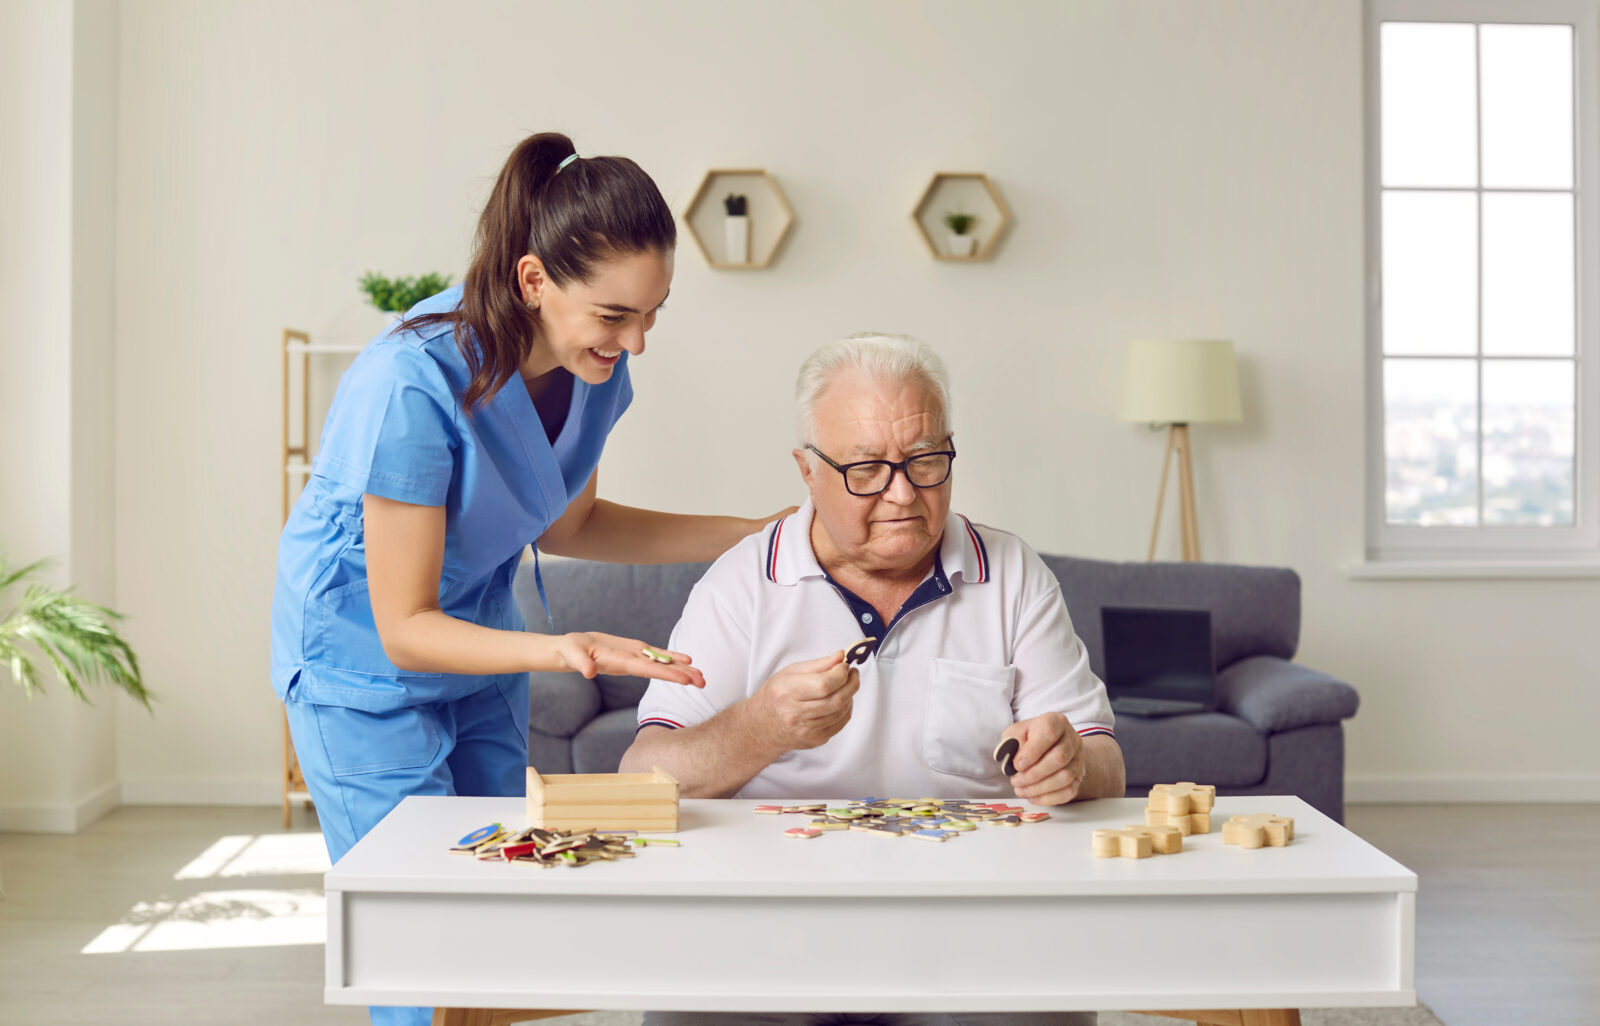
[
  {"x1": 845, "y1": 636, "x2": 878, "y2": 666},
  {"x1": 1222, "y1": 813, "x2": 1295, "y2": 849},
  {"x1": 1091, "y1": 824, "x2": 1184, "y2": 859},
  {"x1": 992, "y1": 737, "x2": 1021, "y2": 777},
  {"x1": 1146, "y1": 782, "x2": 1216, "y2": 834}
]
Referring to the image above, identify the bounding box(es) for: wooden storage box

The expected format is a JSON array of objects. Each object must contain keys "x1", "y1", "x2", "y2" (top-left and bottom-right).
[{"x1": 525, "y1": 765, "x2": 680, "y2": 832}]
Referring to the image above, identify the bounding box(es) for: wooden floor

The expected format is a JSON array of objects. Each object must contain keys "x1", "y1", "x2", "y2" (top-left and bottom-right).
[{"x1": 0, "y1": 803, "x2": 1593, "y2": 1025}]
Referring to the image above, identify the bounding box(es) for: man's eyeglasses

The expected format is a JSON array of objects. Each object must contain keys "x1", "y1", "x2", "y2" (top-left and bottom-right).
[{"x1": 805, "y1": 443, "x2": 957, "y2": 497}]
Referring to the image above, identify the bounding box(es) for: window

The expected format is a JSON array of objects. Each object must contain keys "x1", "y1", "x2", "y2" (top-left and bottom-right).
[{"x1": 1365, "y1": 0, "x2": 1600, "y2": 564}]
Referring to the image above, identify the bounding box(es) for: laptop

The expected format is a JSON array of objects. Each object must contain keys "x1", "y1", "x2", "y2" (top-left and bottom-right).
[{"x1": 1100, "y1": 605, "x2": 1217, "y2": 717}]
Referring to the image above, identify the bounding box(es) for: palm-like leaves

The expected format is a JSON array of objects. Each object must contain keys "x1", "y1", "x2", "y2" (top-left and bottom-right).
[{"x1": 0, "y1": 553, "x2": 150, "y2": 709}]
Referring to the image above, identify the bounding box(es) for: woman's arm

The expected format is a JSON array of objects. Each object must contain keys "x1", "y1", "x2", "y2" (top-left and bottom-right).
[
  {"x1": 537, "y1": 472, "x2": 795, "y2": 564},
  {"x1": 363, "y1": 494, "x2": 705, "y2": 686}
]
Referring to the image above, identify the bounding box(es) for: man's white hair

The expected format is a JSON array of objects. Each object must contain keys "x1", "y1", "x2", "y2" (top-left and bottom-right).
[{"x1": 794, "y1": 332, "x2": 953, "y2": 448}]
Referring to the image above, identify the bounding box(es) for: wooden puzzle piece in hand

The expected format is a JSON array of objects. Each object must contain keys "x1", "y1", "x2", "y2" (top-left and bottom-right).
[
  {"x1": 1222, "y1": 812, "x2": 1295, "y2": 848},
  {"x1": 1091, "y1": 824, "x2": 1184, "y2": 859},
  {"x1": 1145, "y1": 782, "x2": 1216, "y2": 835}
]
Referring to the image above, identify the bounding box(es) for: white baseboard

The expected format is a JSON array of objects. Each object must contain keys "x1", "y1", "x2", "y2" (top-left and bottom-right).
[
  {"x1": 1347, "y1": 773, "x2": 1600, "y2": 804},
  {"x1": 119, "y1": 778, "x2": 282, "y2": 807},
  {"x1": 0, "y1": 779, "x2": 122, "y2": 834}
]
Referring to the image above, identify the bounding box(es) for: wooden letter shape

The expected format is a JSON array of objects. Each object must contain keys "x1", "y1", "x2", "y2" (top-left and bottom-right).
[
  {"x1": 1148, "y1": 782, "x2": 1217, "y2": 816},
  {"x1": 1090, "y1": 825, "x2": 1182, "y2": 859},
  {"x1": 1222, "y1": 813, "x2": 1295, "y2": 849}
]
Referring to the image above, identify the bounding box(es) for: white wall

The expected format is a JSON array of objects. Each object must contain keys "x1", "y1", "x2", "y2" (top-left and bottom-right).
[
  {"x1": 82, "y1": 0, "x2": 1598, "y2": 809},
  {"x1": 0, "y1": 0, "x2": 121, "y2": 832}
]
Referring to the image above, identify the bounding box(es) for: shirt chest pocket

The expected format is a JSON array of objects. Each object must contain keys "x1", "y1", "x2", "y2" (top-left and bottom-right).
[{"x1": 922, "y1": 658, "x2": 1016, "y2": 779}]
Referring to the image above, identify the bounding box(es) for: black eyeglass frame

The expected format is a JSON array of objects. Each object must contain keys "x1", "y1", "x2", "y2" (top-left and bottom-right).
[{"x1": 805, "y1": 442, "x2": 958, "y2": 497}]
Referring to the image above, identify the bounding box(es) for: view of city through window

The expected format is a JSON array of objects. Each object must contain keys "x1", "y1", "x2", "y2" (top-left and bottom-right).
[{"x1": 1380, "y1": 21, "x2": 1578, "y2": 529}]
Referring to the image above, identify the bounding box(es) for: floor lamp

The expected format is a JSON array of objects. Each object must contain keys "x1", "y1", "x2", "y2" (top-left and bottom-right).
[{"x1": 1119, "y1": 339, "x2": 1243, "y2": 562}]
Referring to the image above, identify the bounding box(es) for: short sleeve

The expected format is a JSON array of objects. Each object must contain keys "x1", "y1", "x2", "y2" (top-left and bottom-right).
[
  {"x1": 313, "y1": 343, "x2": 459, "y2": 506},
  {"x1": 1010, "y1": 548, "x2": 1115, "y2": 735},
  {"x1": 636, "y1": 551, "x2": 757, "y2": 733}
]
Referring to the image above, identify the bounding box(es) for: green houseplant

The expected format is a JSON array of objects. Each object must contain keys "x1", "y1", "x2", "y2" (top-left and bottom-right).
[
  {"x1": 942, "y1": 211, "x2": 978, "y2": 257},
  {"x1": 0, "y1": 552, "x2": 149, "y2": 708},
  {"x1": 358, "y1": 271, "x2": 454, "y2": 315}
]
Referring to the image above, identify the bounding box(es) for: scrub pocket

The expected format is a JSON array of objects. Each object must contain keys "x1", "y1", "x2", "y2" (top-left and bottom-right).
[
  {"x1": 922, "y1": 658, "x2": 1017, "y2": 779},
  {"x1": 311, "y1": 703, "x2": 444, "y2": 777},
  {"x1": 309, "y1": 577, "x2": 442, "y2": 680}
]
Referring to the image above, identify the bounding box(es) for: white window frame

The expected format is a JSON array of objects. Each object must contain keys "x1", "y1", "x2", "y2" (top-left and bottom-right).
[{"x1": 1364, "y1": 0, "x2": 1600, "y2": 565}]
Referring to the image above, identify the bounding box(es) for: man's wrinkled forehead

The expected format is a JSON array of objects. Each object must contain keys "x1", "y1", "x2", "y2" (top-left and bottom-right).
[{"x1": 813, "y1": 372, "x2": 948, "y2": 453}]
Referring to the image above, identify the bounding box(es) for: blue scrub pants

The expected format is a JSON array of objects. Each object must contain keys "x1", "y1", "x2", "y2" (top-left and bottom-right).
[{"x1": 286, "y1": 674, "x2": 529, "y2": 1026}]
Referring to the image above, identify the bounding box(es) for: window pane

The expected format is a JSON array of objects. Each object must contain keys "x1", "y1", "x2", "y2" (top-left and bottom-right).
[
  {"x1": 1481, "y1": 24, "x2": 1573, "y2": 189},
  {"x1": 1382, "y1": 191, "x2": 1477, "y2": 355},
  {"x1": 1385, "y1": 359, "x2": 1479, "y2": 525},
  {"x1": 1483, "y1": 192, "x2": 1574, "y2": 356},
  {"x1": 1483, "y1": 359, "x2": 1575, "y2": 525},
  {"x1": 1381, "y1": 22, "x2": 1478, "y2": 187}
]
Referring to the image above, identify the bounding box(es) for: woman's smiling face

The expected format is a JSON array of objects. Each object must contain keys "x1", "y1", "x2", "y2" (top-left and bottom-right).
[{"x1": 519, "y1": 247, "x2": 673, "y2": 385}]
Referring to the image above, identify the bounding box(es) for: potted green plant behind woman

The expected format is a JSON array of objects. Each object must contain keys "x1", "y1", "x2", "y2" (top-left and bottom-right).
[{"x1": 0, "y1": 551, "x2": 149, "y2": 708}]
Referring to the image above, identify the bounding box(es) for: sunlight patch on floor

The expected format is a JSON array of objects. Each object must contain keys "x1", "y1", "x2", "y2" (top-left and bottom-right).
[
  {"x1": 173, "y1": 832, "x2": 330, "y2": 880},
  {"x1": 82, "y1": 888, "x2": 325, "y2": 953}
]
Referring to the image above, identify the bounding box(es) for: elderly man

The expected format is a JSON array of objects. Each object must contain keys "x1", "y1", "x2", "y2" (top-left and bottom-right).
[
  {"x1": 626, "y1": 332, "x2": 1120, "y2": 804},
  {"x1": 624, "y1": 335, "x2": 1117, "y2": 1024}
]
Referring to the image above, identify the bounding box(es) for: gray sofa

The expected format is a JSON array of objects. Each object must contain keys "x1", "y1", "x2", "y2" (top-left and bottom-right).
[{"x1": 515, "y1": 554, "x2": 1360, "y2": 822}]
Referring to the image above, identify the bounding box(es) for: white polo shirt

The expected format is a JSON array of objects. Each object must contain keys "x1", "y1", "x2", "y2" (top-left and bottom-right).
[{"x1": 635, "y1": 502, "x2": 1115, "y2": 800}]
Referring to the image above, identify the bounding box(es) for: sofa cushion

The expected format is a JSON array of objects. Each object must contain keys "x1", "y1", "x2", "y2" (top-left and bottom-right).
[
  {"x1": 573, "y1": 706, "x2": 644, "y2": 775},
  {"x1": 1218, "y1": 655, "x2": 1360, "y2": 734},
  {"x1": 1039, "y1": 555, "x2": 1300, "y2": 672},
  {"x1": 1114, "y1": 712, "x2": 1267, "y2": 787}
]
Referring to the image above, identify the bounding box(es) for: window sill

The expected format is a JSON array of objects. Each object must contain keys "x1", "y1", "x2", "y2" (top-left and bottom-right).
[{"x1": 1345, "y1": 559, "x2": 1600, "y2": 580}]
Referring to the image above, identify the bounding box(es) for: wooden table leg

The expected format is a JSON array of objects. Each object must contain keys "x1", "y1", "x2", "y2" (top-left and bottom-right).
[
  {"x1": 430, "y1": 1009, "x2": 589, "y2": 1026},
  {"x1": 1132, "y1": 1011, "x2": 1303, "y2": 1026}
]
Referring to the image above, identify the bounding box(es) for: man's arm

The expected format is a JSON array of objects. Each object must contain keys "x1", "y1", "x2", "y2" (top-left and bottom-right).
[
  {"x1": 621, "y1": 651, "x2": 858, "y2": 797},
  {"x1": 1002, "y1": 713, "x2": 1126, "y2": 806}
]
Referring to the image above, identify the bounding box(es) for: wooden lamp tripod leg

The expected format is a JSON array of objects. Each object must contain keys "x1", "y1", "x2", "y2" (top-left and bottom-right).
[
  {"x1": 1147, "y1": 425, "x2": 1178, "y2": 562},
  {"x1": 1172, "y1": 422, "x2": 1200, "y2": 562}
]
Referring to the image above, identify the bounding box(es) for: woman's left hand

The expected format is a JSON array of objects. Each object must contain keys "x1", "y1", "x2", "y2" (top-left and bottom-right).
[{"x1": 554, "y1": 631, "x2": 707, "y2": 688}]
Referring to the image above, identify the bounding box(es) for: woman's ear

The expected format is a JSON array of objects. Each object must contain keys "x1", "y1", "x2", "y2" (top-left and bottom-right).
[{"x1": 516, "y1": 254, "x2": 548, "y2": 309}]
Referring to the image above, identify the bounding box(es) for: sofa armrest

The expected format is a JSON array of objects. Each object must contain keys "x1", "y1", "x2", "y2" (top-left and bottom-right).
[
  {"x1": 1216, "y1": 655, "x2": 1359, "y2": 735},
  {"x1": 526, "y1": 671, "x2": 603, "y2": 739}
]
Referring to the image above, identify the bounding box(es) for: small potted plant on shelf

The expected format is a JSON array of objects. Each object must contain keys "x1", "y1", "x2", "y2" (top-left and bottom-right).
[
  {"x1": 723, "y1": 193, "x2": 749, "y2": 265},
  {"x1": 943, "y1": 211, "x2": 978, "y2": 257},
  {"x1": 358, "y1": 271, "x2": 454, "y2": 320}
]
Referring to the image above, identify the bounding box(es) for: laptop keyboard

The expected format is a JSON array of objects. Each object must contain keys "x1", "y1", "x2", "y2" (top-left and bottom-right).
[{"x1": 1111, "y1": 696, "x2": 1206, "y2": 716}]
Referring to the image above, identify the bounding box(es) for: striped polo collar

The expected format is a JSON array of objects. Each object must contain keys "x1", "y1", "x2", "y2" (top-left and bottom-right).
[{"x1": 765, "y1": 500, "x2": 991, "y2": 586}]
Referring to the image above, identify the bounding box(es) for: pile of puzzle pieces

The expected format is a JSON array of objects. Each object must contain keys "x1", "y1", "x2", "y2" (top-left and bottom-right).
[
  {"x1": 448, "y1": 822, "x2": 679, "y2": 868},
  {"x1": 755, "y1": 798, "x2": 1050, "y2": 841}
]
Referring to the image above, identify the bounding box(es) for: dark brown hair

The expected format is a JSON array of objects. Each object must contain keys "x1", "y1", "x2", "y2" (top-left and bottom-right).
[{"x1": 401, "y1": 132, "x2": 676, "y2": 412}]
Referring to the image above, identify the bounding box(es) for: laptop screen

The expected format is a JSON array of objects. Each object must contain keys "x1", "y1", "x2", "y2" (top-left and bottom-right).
[{"x1": 1100, "y1": 606, "x2": 1216, "y2": 706}]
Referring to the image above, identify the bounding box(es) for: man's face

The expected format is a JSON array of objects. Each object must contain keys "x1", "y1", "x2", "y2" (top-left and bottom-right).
[{"x1": 796, "y1": 369, "x2": 951, "y2": 574}]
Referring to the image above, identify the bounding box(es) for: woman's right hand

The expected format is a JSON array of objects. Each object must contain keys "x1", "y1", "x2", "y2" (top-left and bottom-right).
[{"x1": 552, "y1": 631, "x2": 707, "y2": 688}]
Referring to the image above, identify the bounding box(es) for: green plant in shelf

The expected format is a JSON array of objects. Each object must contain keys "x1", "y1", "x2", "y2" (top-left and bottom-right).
[
  {"x1": 358, "y1": 271, "x2": 454, "y2": 314},
  {"x1": 0, "y1": 551, "x2": 149, "y2": 709},
  {"x1": 942, "y1": 211, "x2": 977, "y2": 236}
]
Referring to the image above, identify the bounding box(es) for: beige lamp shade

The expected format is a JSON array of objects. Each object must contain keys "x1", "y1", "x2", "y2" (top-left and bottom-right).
[{"x1": 1119, "y1": 339, "x2": 1243, "y2": 424}]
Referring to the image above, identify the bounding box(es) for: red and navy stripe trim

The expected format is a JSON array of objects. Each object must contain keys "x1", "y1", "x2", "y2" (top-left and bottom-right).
[
  {"x1": 636, "y1": 717, "x2": 684, "y2": 733},
  {"x1": 957, "y1": 514, "x2": 988, "y2": 582},
  {"x1": 1078, "y1": 727, "x2": 1116, "y2": 739},
  {"x1": 765, "y1": 516, "x2": 785, "y2": 582}
]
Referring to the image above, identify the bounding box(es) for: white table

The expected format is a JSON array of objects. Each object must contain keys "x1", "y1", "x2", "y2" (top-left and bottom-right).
[{"x1": 324, "y1": 795, "x2": 1415, "y2": 1023}]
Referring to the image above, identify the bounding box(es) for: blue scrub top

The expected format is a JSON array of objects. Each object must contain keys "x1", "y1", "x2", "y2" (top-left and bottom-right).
[{"x1": 270, "y1": 285, "x2": 632, "y2": 712}]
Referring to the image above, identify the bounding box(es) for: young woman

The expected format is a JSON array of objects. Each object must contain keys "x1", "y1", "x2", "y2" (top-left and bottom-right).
[{"x1": 270, "y1": 132, "x2": 788, "y2": 880}]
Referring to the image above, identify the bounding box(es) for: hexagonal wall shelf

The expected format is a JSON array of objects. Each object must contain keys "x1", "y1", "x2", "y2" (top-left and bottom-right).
[
  {"x1": 912, "y1": 172, "x2": 1011, "y2": 262},
  {"x1": 684, "y1": 169, "x2": 795, "y2": 270}
]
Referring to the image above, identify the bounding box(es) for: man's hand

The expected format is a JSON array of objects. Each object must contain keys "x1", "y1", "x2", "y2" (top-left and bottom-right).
[
  {"x1": 1001, "y1": 712, "x2": 1086, "y2": 806},
  {"x1": 750, "y1": 650, "x2": 859, "y2": 751}
]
